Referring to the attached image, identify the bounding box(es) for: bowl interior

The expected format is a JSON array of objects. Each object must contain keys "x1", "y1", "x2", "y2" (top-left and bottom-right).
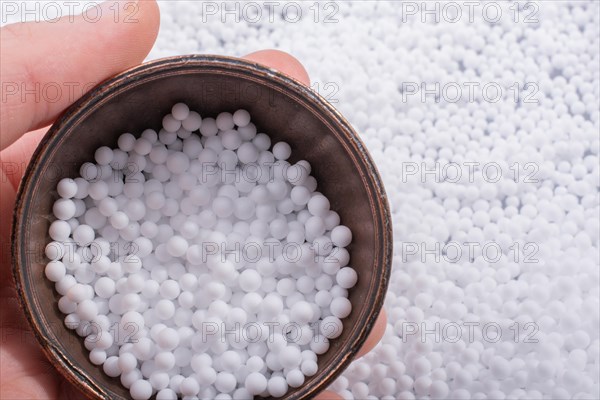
[{"x1": 14, "y1": 56, "x2": 391, "y2": 399}]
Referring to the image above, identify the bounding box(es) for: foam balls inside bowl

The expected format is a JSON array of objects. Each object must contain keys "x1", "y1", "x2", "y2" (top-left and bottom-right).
[{"x1": 45, "y1": 103, "x2": 358, "y2": 399}]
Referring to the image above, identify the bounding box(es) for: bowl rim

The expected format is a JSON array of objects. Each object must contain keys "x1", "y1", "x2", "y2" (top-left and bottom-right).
[{"x1": 12, "y1": 54, "x2": 392, "y2": 400}]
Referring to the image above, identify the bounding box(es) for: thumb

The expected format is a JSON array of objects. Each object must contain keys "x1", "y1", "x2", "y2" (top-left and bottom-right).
[{"x1": 0, "y1": 0, "x2": 160, "y2": 150}]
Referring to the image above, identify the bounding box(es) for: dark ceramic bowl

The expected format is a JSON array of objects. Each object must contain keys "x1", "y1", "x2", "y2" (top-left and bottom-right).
[{"x1": 12, "y1": 55, "x2": 392, "y2": 399}]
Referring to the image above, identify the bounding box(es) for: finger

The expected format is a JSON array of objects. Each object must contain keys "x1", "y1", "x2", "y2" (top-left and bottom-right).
[
  {"x1": 312, "y1": 311, "x2": 388, "y2": 400},
  {"x1": 2, "y1": 47, "x2": 304, "y2": 170},
  {"x1": 315, "y1": 390, "x2": 343, "y2": 400},
  {"x1": 0, "y1": 126, "x2": 48, "y2": 190},
  {"x1": 243, "y1": 49, "x2": 310, "y2": 86},
  {"x1": 0, "y1": 168, "x2": 17, "y2": 280},
  {"x1": 0, "y1": 290, "x2": 59, "y2": 399},
  {"x1": 355, "y1": 309, "x2": 388, "y2": 359},
  {"x1": 0, "y1": 0, "x2": 160, "y2": 151}
]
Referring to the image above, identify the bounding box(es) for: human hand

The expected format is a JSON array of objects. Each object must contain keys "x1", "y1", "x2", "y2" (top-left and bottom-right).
[
  {"x1": 0, "y1": 2, "x2": 386, "y2": 398},
  {"x1": 1, "y1": 1, "x2": 160, "y2": 398}
]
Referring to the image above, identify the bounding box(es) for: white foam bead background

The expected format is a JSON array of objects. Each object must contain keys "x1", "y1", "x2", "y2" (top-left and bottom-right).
[{"x1": 152, "y1": 1, "x2": 600, "y2": 399}]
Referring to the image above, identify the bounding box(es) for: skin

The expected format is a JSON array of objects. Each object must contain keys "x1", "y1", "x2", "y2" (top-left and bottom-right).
[{"x1": 0, "y1": 1, "x2": 387, "y2": 398}]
